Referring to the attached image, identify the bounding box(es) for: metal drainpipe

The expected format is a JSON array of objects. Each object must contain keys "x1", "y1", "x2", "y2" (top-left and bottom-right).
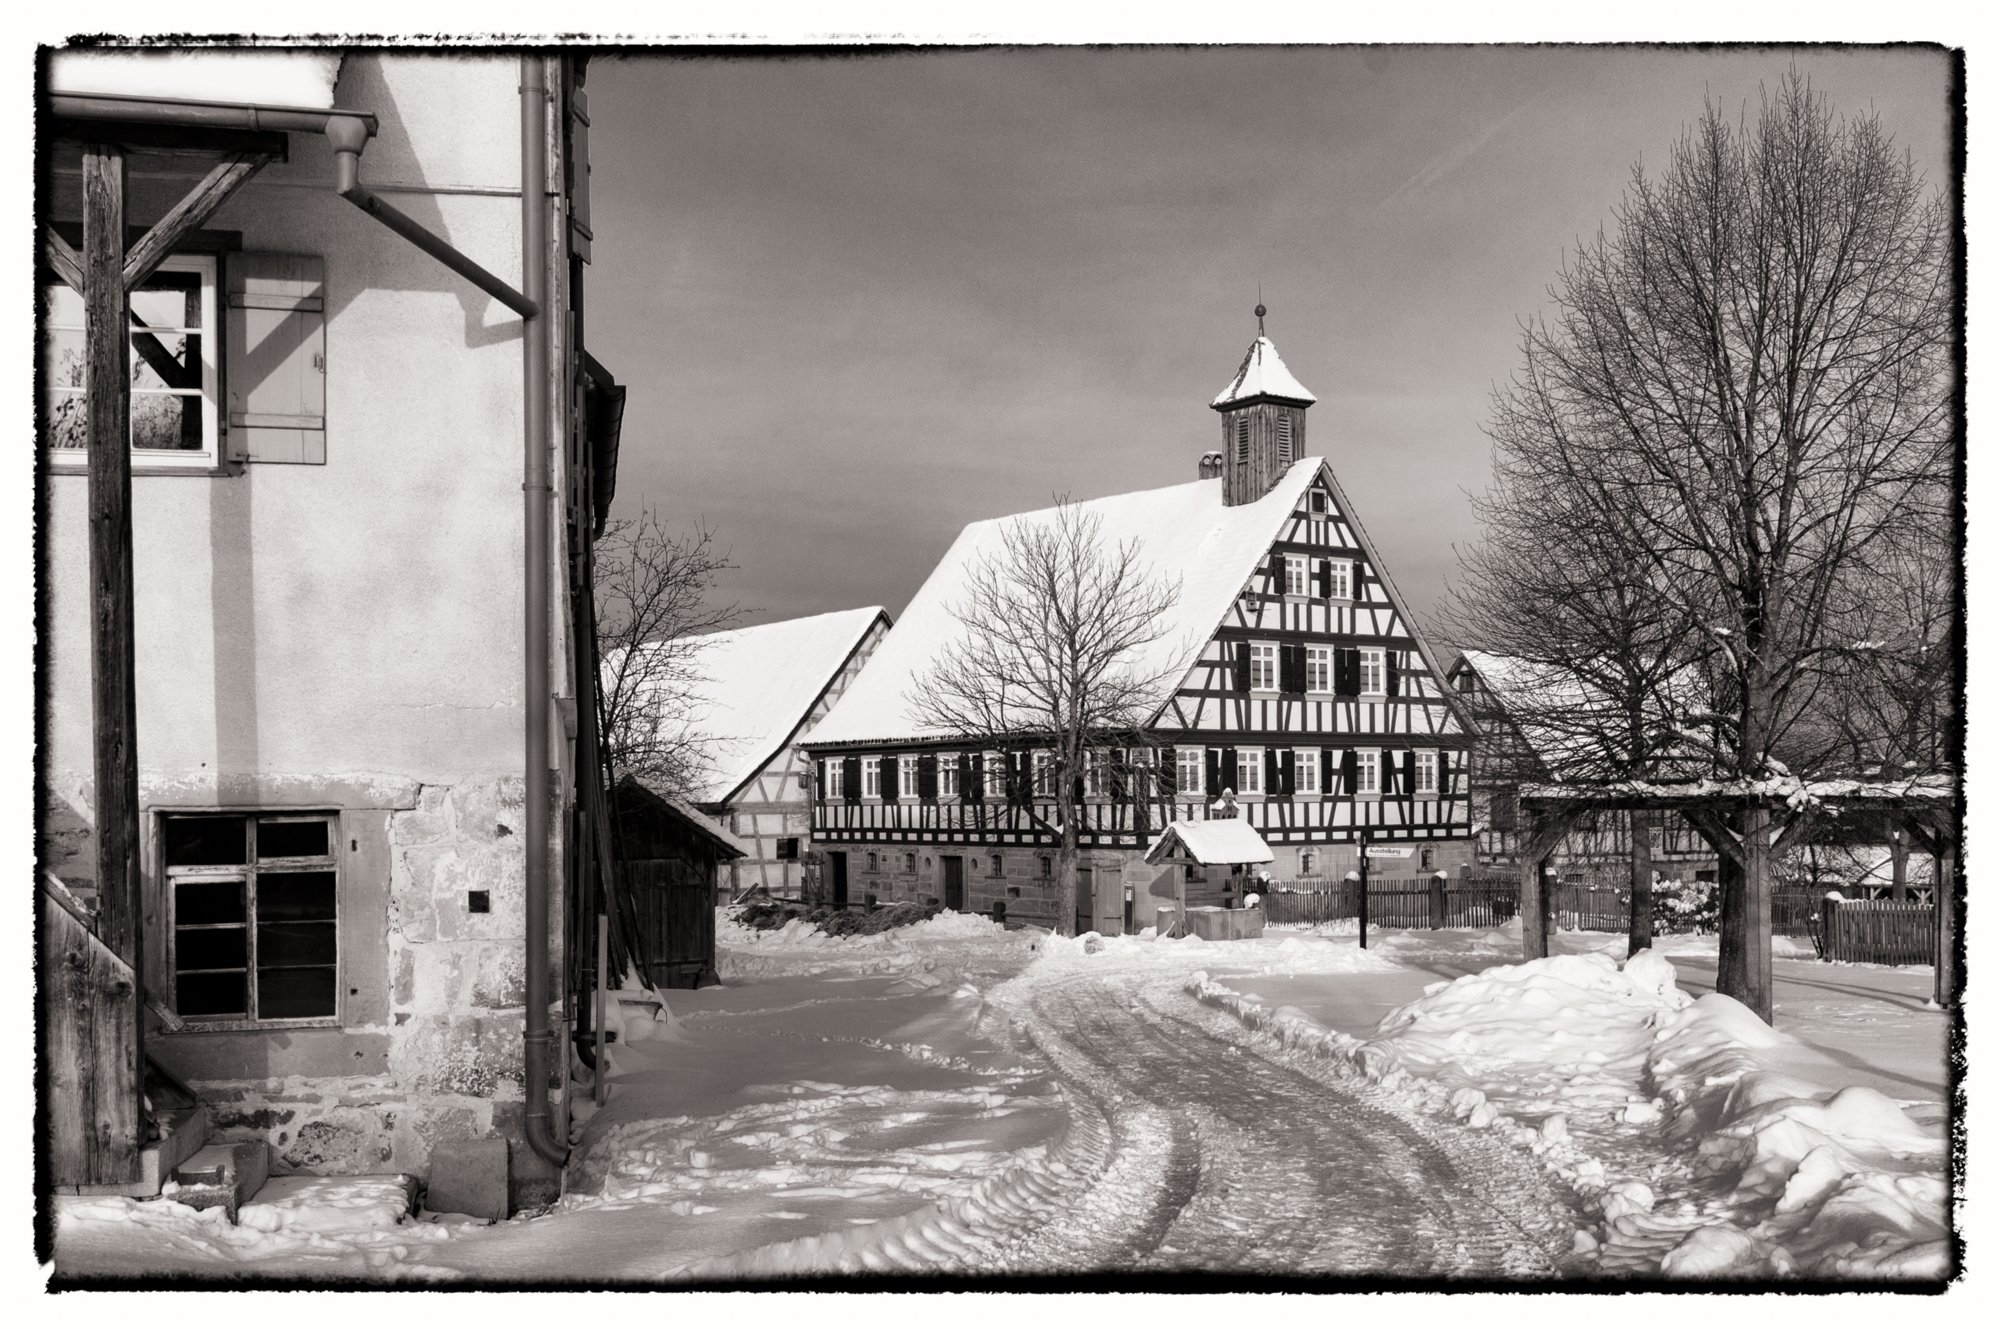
[{"x1": 518, "y1": 54, "x2": 568, "y2": 1170}]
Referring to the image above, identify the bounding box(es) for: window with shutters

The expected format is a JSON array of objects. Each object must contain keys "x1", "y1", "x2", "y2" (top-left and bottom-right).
[
  {"x1": 899, "y1": 755, "x2": 920, "y2": 801},
  {"x1": 1249, "y1": 642, "x2": 1278, "y2": 691},
  {"x1": 1176, "y1": 747, "x2": 1204, "y2": 798},
  {"x1": 1359, "y1": 647, "x2": 1386, "y2": 695},
  {"x1": 826, "y1": 762, "x2": 845, "y2": 799},
  {"x1": 1235, "y1": 415, "x2": 1251, "y2": 461},
  {"x1": 1236, "y1": 748, "x2": 1264, "y2": 796},
  {"x1": 938, "y1": 754, "x2": 959, "y2": 799},
  {"x1": 1414, "y1": 750, "x2": 1439, "y2": 797},
  {"x1": 1327, "y1": 559, "x2": 1353, "y2": 600},
  {"x1": 42, "y1": 254, "x2": 221, "y2": 470},
  {"x1": 1306, "y1": 645, "x2": 1332, "y2": 693},
  {"x1": 1275, "y1": 415, "x2": 1293, "y2": 463},
  {"x1": 1356, "y1": 749, "x2": 1381, "y2": 797},
  {"x1": 161, "y1": 811, "x2": 340, "y2": 1028},
  {"x1": 1295, "y1": 748, "x2": 1321, "y2": 796},
  {"x1": 862, "y1": 757, "x2": 881, "y2": 799},
  {"x1": 1284, "y1": 555, "x2": 1309, "y2": 597}
]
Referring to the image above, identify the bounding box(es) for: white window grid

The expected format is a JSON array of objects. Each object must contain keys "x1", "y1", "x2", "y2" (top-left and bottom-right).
[
  {"x1": 862, "y1": 757, "x2": 881, "y2": 799},
  {"x1": 900, "y1": 754, "x2": 920, "y2": 799},
  {"x1": 1306, "y1": 645, "x2": 1332, "y2": 693},
  {"x1": 1296, "y1": 748, "x2": 1321, "y2": 795},
  {"x1": 1236, "y1": 747, "x2": 1264, "y2": 795},
  {"x1": 1033, "y1": 751, "x2": 1054, "y2": 798},
  {"x1": 1176, "y1": 747, "x2": 1204, "y2": 797},
  {"x1": 1415, "y1": 750, "x2": 1439, "y2": 797},
  {"x1": 1328, "y1": 559, "x2": 1352, "y2": 600},
  {"x1": 1250, "y1": 642, "x2": 1278, "y2": 691},
  {"x1": 939, "y1": 754, "x2": 960, "y2": 798},
  {"x1": 827, "y1": 762, "x2": 844, "y2": 798},
  {"x1": 1285, "y1": 556, "x2": 1309, "y2": 596},
  {"x1": 1084, "y1": 751, "x2": 1110, "y2": 797},
  {"x1": 1359, "y1": 647, "x2": 1386, "y2": 695},
  {"x1": 1357, "y1": 749, "x2": 1381, "y2": 796},
  {"x1": 983, "y1": 751, "x2": 1006, "y2": 798}
]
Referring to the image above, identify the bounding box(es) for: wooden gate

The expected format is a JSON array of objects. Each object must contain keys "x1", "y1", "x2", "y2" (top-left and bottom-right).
[{"x1": 623, "y1": 858, "x2": 717, "y2": 989}]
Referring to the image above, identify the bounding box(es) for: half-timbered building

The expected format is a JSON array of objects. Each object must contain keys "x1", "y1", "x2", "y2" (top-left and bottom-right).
[
  {"x1": 665, "y1": 607, "x2": 891, "y2": 901},
  {"x1": 800, "y1": 326, "x2": 1476, "y2": 933}
]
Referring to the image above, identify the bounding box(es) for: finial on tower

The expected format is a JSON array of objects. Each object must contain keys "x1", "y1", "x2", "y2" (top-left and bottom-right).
[{"x1": 1254, "y1": 300, "x2": 1267, "y2": 336}]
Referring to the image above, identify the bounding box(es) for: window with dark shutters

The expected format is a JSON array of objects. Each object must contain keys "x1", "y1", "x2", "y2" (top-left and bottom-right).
[
  {"x1": 1438, "y1": 750, "x2": 1452, "y2": 798},
  {"x1": 918, "y1": 754, "x2": 938, "y2": 800},
  {"x1": 1220, "y1": 747, "x2": 1238, "y2": 793},
  {"x1": 842, "y1": 755, "x2": 861, "y2": 804},
  {"x1": 815, "y1": 759, "x2": 826, "y2": 798},
  {"x1": 880, "y1": 756, "x2": 899, "y2": 802},
  {"x1": 1316, "y1": 559, "x2": 1332, "y2": 599},
  {"x1": 1339, "y1": 749, "x2": 1357, "y2": 796},
  {"x1": 1158, "y1": 746, "x2": 1177, "y2": 796},
  {"x1": 1206, "y1": 748, "x2": 1222, "y2": 796},
  {"x1": 1264, "y1": 749, "x2": 1281, "y2": 796},
  {"x1": 1280, "y1": 643, "x2": 1305, "y2": 694},
  {"x1": 1385, "y1": 651, "x2": 1401, "y2": 697},
  {"x1": 1320, "y1": 748, "x2": 1335, "y2": 797},
  {"x1": 1337, "y1": 647, "x2": 1360, "y2": 697},
  {"x1": 1108, "y1": 749, "x2": 1127, "y2": 801},
  {"x1": 1233, "y1": 641, "x2": 1252, "y2": 693}
]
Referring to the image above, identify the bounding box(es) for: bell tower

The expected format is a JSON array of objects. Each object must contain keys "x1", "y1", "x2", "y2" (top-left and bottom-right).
[{"x1": 1209, "y1": 304, "x2": 1316, "y2": 507}]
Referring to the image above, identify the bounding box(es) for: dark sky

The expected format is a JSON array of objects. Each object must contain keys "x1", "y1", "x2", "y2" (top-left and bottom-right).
[{"x1": 586, "y1": 45, "x2": 1951, "y2": 638}]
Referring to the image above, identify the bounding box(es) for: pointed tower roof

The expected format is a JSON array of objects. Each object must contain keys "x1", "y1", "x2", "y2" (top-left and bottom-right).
[{"x1": 1210, "y1": 335, "x2": 1317, "y2": 410}]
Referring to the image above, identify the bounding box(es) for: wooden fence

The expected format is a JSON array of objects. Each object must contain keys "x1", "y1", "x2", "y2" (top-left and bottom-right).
[{"x1": 1819, "y1": 898, "x2": 1937, "y2": 966}]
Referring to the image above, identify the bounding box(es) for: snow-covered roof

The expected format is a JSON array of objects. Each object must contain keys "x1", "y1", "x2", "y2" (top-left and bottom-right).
[
  {"x1": 50, "y1": 50, "x2": 344, "y2": 110},
  {"x1": 1210, "y1": 336, "x2": 1317, "y2": 408},
  {"x1": 1519, "y1": 773, "x2": 1955, "y2": 813},
  {"x1": 1146, "y1": 817, "x2": 1276, "y2": 866},
  {"x1": 617, "y1": 777, "x2": 752, "y2": 859},
  {"x1": 665, "y1": 607, "x2": 888, "y2": 805},
  {"x1": 803, "y1": 460, "x2": 1324, "y2": 746}
]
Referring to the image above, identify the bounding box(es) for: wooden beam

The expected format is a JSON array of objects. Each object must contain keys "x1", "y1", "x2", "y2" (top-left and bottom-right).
[
  {"x1": 123, "y1": 151, "x2": 271, "y2": 291},
  {"x1": 82, "y1": 140, "x2": 144, "y2": 1185},
  {"x1": 44, "y1": 224, "x2": 85, "y2": 293},
  {"x1": 1935, "y1": 845, "x2": 1958, "y2": 1009},
  {"x1": 49, "y1": 116, "x2": 288, "y2": 161}
]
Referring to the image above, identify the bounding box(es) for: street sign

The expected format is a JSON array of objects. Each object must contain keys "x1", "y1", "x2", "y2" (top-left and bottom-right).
[{"x1": 1364, "y1": 846, "x2": 1413, "y2": 859}]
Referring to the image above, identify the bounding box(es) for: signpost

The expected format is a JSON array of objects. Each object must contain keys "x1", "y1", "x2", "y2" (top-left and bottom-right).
[{"x1": 1357, "y1": 831, "x2": 1371, "y2": 950}]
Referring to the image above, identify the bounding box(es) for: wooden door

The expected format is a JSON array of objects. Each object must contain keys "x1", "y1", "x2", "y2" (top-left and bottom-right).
[
  {"x1": 1076, "y1": 866, "x2": 1094, "y2": 936},
  {"x1": 829, "y1": 851, "x2": 848, "y2": 907},
  {"x1": 941, "y1": 855, "x2": 965, "y2": 911}
]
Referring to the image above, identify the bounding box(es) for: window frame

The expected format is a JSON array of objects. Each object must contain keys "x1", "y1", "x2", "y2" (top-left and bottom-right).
[
  {"x1": 1236, "y1": 747, "x2": 1265, "y2": 796},
  {"x1": 161, "y1": 809, "x2": 342, "y2": 1031},
  {"x1": 1327, "y1": 558, "x2": 1353, "y2": 601},
  {"x1": 826, "y1": 762, "x2": 845, "y2": 799},
  {"x1": 1284, "y1": 555, "x2": 1309, "y2": 597},
  {"x1": 1358, "y1": 647, "x2": 1386, "y2": 696},
  {"x1": 1305, "y1": 644, "x2": 1332, "y2": 694},
  {"x1": 1414, "y1": 749, "x2": 1439, "y2": 798},
  {"x1": 861, "y1": 757, "x2": 881, "y2": 800},
  {"x1": 898, "y1": 754, "x2": 921, "y2": 802},
  {"x1": 1176, "y1": 747, "x2": 1204, "y2": 799},
  {"x1": 1033, "y1": 751, "x2": 1055, "y2": 798},
  {"x1": 938, "y1": 752, "x2": 960, "y2": 799},
  {"x1": 1295, "y1": 747, "x2": 1321, "y2": 796},
  {"x1": 44, "y1": 252, "x2": 223, "y2": 473},
  {"x1": 983, "y1": 750, "x2": 1006, "y2": 800},
  {"x1": 1248, "y1": 641, "x2": 1279, "y2": 692},
  {"x1": 1308, "y1": 490, "x2": 1328, "y2": 515},
  {"x1": 1355, "y1": 749, "x2": 1381, "y2": 798}
]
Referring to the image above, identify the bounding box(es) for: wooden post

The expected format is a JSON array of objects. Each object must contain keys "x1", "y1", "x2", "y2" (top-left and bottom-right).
[
  {"x1": 1627, "y1": 812, "x2": 1654, "y2": 956},
  {"x1": 1429, "y1": 871, "x2": 1447, "y2": 930},
  {"x1": 1357, "y1": 831, "x2": 1371, "y2": 950},
  {"x1": 1519, "y1": 852, "x2": 1549, "y2": 960},
  {"x1": 82, "y1": 142, "x2": 145, "y2": 1185},
  {"x1": 1934, "y1": 842, "x2": 1957, "y2": 1010},
  {"x1": 594, "y1": 912, "x2": 609, "y2": 1105}
]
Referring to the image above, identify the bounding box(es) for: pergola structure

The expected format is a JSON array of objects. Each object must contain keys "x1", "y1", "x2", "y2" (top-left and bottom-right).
[{"x1": 1517, "y1": 774, "x2": 1958, "y2": 1020}]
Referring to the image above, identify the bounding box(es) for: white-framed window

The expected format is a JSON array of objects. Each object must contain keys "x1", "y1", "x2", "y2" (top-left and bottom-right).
[
  {"x1": 1415, "y1": 749, "x2": 1439, "y2": 797},
  {"x1": 43, "y1": 253, "x2": 221, "y2": 470},
  {"x1": 1359, "y1": 647, "x2": 1386, "y2": 695},
  {"x1": 1249, "y1": 642, "x2": 1278, "y2": 691},
  {"x1": 1327, "y1": 559, "x2": 1353, "y2": 600},
  {"x1": 162, "y1": 811, "x2": 340, "y2": 1027},
  {"x1": 1356, "y1": 749, "x2": 1381, "y2": 797},
  {"x1": 1306, "y1": 645, "x2": 1332, "y2": 693},
  {"x1": 983, "y1": 751, "x2": 1006, "y2": 799},
  {"x1": 1128, "y1": 747, "x2": 1156, "y2": 797},
  {"x1": 1285, "y1": 555, "x2": 1309, "y2": 596},
  {"x1": 826, "y1": 762, "x2": 844, "y2": 799},
  {"x1": 939, "y1": 753, "x2": 960, "y2": 799},
  {"x1": 1237, "y1": 747, "x2": 1264, "y2": 795},
  {"x1": 1176, "y1": 747, "x2": 1204, "y2": 797},
  {"x1": 1296, "y1": 748, "x2": 1321, "y2": 796},
  {"x1": 862, "y1": 757, "x2": 881, "y2": 799},
  {"x1": 899, "y1": 754, "x2": 920, "y2": 800},
  {"x1": 1085, "y1": 750, "x2": 1110, "y2": 797},
  {"x1": 1033, "y1": 751, "x2": 1055, "y2": 798}
]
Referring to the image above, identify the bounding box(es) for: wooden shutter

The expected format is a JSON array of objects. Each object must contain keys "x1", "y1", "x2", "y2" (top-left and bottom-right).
[
  {"x1": 1220, "y1": 747, "x2": 1238, "y2": 793},
  {"x1": 1320, "y1": 748, "x2": 1335, "y2": 797},
  {"x1": 1385, "y1": 650, "x2": 1401, "y2": 697},
  {"x1": 1233, "y1": 641, "x2": 1252, "y2": 692},
  {"x1": 1317, "y1": 559, "x2": 1332, "y2": 599},
  {"x1": 1205, "y1": 748, "x2": 1221, "y2": 796},
  {"x1": 1159, "y1": 746, "x2": 1177, "y2": 797},
  {"x1": 815, "y1": 759, "x2": 826, "y2": 798},
  {"x1": 1340, "y1": 749, "x2": 1357, "y2": 796},
  {"x1": 1265, "y1": 749, "x2": 1282, "y2": 796},
  {"x1": 959, "y1": 752, "x2": 975, "y2": 803},
  {"x1": 880, "y1": 755, "x2": 899, "y2": 801},
  {"x1": 1438, "y1": 750, "x2": 1451, "y2": 799},
  {"x1": 1337, "y1": 648, "x2": 1360, "y2": 697},
  {"x1": 1109, "y1": 749, "x2": 1127, "y2": 801},
  {"x1": 226, "y1": 253, "x2": 326, "y2": 464},
  {"x1": 567, "y1": 78, "x2": 593, "y2": 262},
  {"x1": 918, "y1": 754, "x2": 938, "y2": 800},
  {"x1": 842, "y1": 755, "x2": 861, "y2": 804}
]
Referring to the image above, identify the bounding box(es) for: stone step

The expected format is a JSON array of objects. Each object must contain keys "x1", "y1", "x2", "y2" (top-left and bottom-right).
[
  {"x1": 66, "y1": 1103, "x2": 208, "y2": 1198},
  {"x1": 166, "y1": 1139, "x2": 271, "y2": 1223}
]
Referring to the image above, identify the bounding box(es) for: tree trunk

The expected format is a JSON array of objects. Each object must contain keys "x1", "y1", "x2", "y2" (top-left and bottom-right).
[
  {"x1": 1888, "y1": 828, "x2": 1910, "y2": 901},
  {"x1": 1716, "y1": 803, "x2": 1774, "y2": 1022},
  {"x1": 1627, "y1": 811, "x2": 1654, "y2": 957},
  {"x1": 1056, "y1": 825, "x2": 1079, "y2": 938}
]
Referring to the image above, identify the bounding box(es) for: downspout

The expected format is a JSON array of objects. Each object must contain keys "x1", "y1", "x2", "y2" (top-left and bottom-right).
[{"x1": 516, "y1": 55, "x2": 568, "y2": 1170}]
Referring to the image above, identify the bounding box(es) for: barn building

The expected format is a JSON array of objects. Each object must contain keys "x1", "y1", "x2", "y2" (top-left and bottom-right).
[
  {"x1": 799, "y1": 321, "x2": 1477, "y2": 933},
  {"x1": 661, "y1": 608, "x2": 891, "y2": 901}
]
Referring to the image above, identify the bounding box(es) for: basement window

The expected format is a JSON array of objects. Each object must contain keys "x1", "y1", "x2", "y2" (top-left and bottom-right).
[{"x1": 161, "y1": 810, "x2": 340, "y2": 1028}]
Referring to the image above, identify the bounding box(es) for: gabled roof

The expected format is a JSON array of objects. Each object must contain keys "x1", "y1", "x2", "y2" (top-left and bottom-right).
[
  {"x1": 654, "y1": 607, "x2": 889, "y2": 804},
  {"x1": 615, "y1": 776, "x2": 752, "y2": 859},
  {"x1": 804, "y1": 461, "x2": 1324, "y2": 747},
  {"x1": 1147, "y1": 817, "x2": 1275, "y2": 866},
  {"x1": 1210, "y1": 336, "x2": 1317, "y2": 409}
]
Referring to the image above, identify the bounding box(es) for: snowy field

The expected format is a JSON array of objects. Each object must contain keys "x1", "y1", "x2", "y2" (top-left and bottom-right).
[{"x1": 50, "y1": 910, "x2": 1954, "y2": 1286}]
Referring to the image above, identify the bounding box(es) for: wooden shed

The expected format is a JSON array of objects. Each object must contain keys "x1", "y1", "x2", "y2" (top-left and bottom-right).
[{"x1": 611, "y1": 776, "x2": 749, "y2": 989}]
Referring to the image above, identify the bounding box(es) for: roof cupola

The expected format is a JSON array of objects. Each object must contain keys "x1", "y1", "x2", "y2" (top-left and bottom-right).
[{"x1": 1209, "y1": 305, "x2": 1315, "y2": 507}]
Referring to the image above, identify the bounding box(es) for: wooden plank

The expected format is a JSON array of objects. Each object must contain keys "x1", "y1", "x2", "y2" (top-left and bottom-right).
[
  {"x1": 49, "y1": 116, "x2": 288, "y2": 160},
  {"x1": 44, "y1": 224, "x2": 85, "y2": 293},
  {"x1": 43, "y1": 883, "x2": 144, "y2": 1186},
  {"x1": 123, "y1": 152, "x2": 271, "y2": 291},
  {"x1": 82, "y1": 142, "x2": 145, "y2": 1186}
]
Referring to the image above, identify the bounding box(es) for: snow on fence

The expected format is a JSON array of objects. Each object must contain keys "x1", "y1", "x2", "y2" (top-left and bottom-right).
[
  {"x1": 1818, "y1": 897, "x2": 1936, "y2": 966},
  {"x1": 1259, "y1": 878, "x2": 1517, "y2": 930}
]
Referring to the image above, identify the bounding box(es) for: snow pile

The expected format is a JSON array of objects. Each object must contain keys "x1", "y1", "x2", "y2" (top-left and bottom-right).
[
  {"x1": 715, "y1": 907, "x2": 1034, "y2": 982},
  {"x1": 1187, "y1": 947, "x2": 1949, "y2": 1280}
]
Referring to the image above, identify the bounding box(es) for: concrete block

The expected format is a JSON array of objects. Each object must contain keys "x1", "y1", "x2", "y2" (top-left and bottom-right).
[
  {"x1": 425, "y1": 1136, "x2": 510, "y2": 1221},
  {"x1": 168, "y1": 1139, "x2": 271, "y2": 1222}
]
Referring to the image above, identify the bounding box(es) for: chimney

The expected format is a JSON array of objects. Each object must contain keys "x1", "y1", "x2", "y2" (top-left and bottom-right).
[{"x1": 1198, "y1": 450, "x2": 1223, "y2": 480}]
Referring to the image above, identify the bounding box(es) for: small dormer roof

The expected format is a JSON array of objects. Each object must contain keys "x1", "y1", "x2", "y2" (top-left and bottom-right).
[{"x1": 1210, "y1": 336, "x2": 1317, "y2": 410}]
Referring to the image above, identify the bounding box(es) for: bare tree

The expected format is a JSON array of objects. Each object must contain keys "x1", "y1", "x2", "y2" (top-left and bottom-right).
[
  {"x1": 594, "y1": 508, "x2": 741, "y2": 800},
  {"x1": 1476, "y1": 71, "x2": 1953, "y2": 1016},
  {"x1": 908, "y1": 497, "x2": 1185, "y2": 936}
]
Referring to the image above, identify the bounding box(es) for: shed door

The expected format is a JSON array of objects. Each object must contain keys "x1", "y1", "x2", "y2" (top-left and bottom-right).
[
  {"x1": 941, "y1": 855, "x2": 965, "y2": 911},
  {"x1": 1075, "y1": 866, "x2": 1094, "y2": 936},
  {"x1": 828, "y1": 851, "x2": 848, "y2": 907}
]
